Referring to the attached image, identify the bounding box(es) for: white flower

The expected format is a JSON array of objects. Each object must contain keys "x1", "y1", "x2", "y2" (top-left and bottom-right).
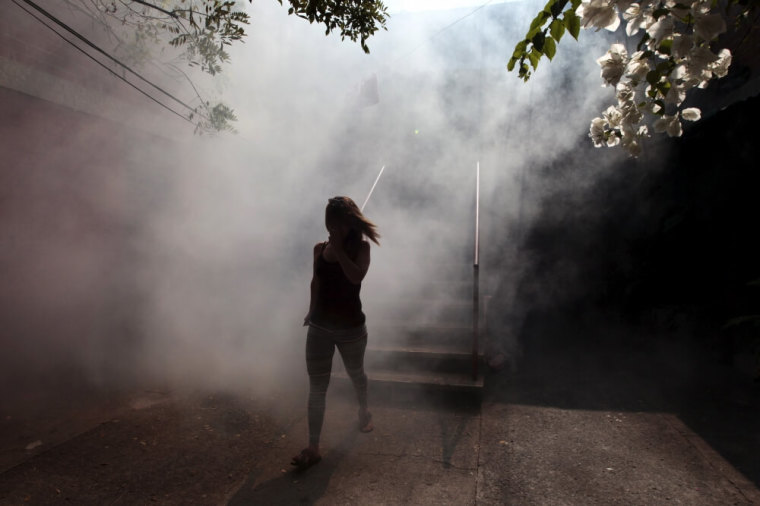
[
  {"x1": 590, "y1": 117, "x2": 608, "y2": 147},
  {"x1": 603, "y1": 105, "x2": 623, "y2": 128},
  {"x1": 624, "y1": 3, "x2": 648, "y2": 36},
  {"x1": 616, "y1": 81, "x2": 636, "y2": 103},
  {"x1": 621, "y1": 101, "x2": 644, "y2": 124},
  {"x1": 597, "y1": 43, "x2": 629, "y2": 86},
  {"x1": 694, "y1": 13, "x2": 727, "y2": 41},
  {"x1": 687, "y1": 46, "x2": 719, "y2": 86},
  {"x1": 691, "y1": 0, "x2": 713, "y2": 16},
  {"x1": 621, "y1": 135, "x2": 642, "y2": 156},
  {"x1": 653, "y1": 114, "x2": 683, "y2": 137},
  {"x1": 665, "y1": 81, "x2": 688, "y2": 105},
  {"x1": 579, "y1": 0, "x2": 621, "y2": 32},
  {"x1": 625, "y1": 51, "x2": 650, "y2": 82},
  {"x1": 681, "y1": 107, "x2": 701, "y2": 121},
  {"x1": 671, "y1": 34, "x2": 694, "y2": 59},
  {"x1": 709, "y1": 48, "x2": 732, "y2": 78},
  {"x1": 646, "y1": 16, "x2": 674, "y2": 44},
  {"x1": 649, "y1": 100, "x2": 663, "y2": 114},
  {"x1": 621, "y1": 122, "x2": 648, "y2": 155},
  {"x1": 616, "y1": 0, "x2": 636, "y2": 13}
]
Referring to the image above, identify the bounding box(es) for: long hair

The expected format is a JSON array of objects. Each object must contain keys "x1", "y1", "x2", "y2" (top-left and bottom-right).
[{"x1": 326, "y1": 196, "x2": 380, "y2": 246}]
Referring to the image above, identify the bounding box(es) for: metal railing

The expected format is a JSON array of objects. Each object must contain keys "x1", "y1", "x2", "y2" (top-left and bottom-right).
[{"x1": 472, "y1": 162, "x2": 480, "y2": 381}]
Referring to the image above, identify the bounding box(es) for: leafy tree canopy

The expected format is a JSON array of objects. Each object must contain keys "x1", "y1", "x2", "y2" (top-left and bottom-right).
[{"x1": 65, "y1": 0, "x2": 388, "y2": 132}]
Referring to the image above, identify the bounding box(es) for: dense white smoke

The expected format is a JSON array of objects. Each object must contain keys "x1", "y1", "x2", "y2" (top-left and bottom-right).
[{"x1": 0, "y1": 0, "x2": 632, "y2": 402}]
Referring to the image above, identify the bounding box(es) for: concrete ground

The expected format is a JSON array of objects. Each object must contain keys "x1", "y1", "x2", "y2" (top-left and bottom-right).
[{"x1": 1, "y1": 328, "x2": 759, "y2": 505}]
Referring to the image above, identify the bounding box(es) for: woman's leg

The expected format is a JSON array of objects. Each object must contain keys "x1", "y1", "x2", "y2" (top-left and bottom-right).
[
  {"x1": 336, "y1": 333, "x2": 369, "y2": 417},
  {"x1": 306, "y1": 329, "x2": 335, "y2": 448}
]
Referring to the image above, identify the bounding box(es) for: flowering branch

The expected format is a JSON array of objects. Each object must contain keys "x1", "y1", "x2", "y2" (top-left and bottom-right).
[{"x1": 511, "y1": 0, "x2": 755, "y2": 156}]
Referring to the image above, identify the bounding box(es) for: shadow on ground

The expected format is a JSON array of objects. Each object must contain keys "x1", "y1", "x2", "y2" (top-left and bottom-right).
[{"x1": 486, "y1": 312, "x2": 760, "y2": 490}]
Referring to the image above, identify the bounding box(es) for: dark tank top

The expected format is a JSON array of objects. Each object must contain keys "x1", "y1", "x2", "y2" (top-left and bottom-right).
[{"x1": 310, "y1": 242, "x2": 365, "y2": 330}]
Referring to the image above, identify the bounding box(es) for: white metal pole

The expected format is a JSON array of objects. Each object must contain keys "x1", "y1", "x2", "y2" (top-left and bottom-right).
[{"x1": 361, "y1": 165, "x2": 386, "y2": 212}]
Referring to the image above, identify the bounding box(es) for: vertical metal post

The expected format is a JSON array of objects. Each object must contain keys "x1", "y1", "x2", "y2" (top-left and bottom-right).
[{"x1": 473, "y1": 162, "x2": 480, "y2": 381}]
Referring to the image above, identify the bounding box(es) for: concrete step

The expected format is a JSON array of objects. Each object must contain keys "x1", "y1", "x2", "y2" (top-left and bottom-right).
[
  {"x1": 332, "y1": 368, "x2": 483, "y2": 392},
  {"x1": 332, "y1": 341, "x2": 485, "y2": 395},
  {"x1": 367, "y1": 342, "x2": 482, "y2": 360},
  {"x1": 371, "y1": 322, "x2": 478, "y2": 347},
  {"x1": 365, "y1": 343, "x2": 482, "y2": 375}
]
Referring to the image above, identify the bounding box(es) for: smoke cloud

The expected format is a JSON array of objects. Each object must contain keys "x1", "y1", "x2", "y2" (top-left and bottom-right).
[{"x1": 0, "y1": 0, "x2": 638, "y2": 407}]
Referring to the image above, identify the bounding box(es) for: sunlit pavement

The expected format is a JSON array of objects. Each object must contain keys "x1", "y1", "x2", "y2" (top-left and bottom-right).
[{"x1": 1, "y1": 339, "x2": 759, "y2": 505}]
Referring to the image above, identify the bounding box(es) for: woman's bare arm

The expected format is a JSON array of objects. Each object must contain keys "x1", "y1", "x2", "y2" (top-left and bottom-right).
[
  {"x1": 331, "y1": 240, "x2": 370, "y2": 285},
  {"x1": 304, "y1": 242, "x2": 322, "y2": 325}
]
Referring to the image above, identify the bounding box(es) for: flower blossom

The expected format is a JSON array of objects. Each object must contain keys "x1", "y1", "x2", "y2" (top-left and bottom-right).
[
  {"x1": 578, "y1": 0, "x2": 621, "y2": 31},
  {"x1": 603, "y1": 105, "x2": 623, "y2": 129},
  {"x1": 623, "y1": 3, "x2": 649, "y2": 36},
  {"x1": 681, "y1": 107, "x2": 701, "y2": 121},
  {"x1": 653, "y1": 114, "x2": 683, "y2": 137},
  {"x1": 618, "y1": 122, "x2": 648, "y2": 156},
  {"x1": 625, "y1": 51, "x2": 650, "y2": 83},
  {"x1": 671, "y1": 34, "x2": 693, "y2": 59},
  {"x1": 579, "y1": 0, "x2": 733, "y2": 155},
  {"x1": 646, "y1": 16, "x2": 674, "y2": 45},
  {"x1": 686, "y1": 46, "x2": 720, "y2": 86},
  {"x1": 597, "y1": 44, "x2": 629, "y2": 87},
  {"x1": 709, "y1": 48, "x2": 732, "y2": 78},
  {"x1": 694, "y1": 13, "x2": 727, "y2": 41},
  {"x1": 691, "y1": 0, "x2": 714, "y2": 16},
  {"x1": 589, "y1": 117, "x2": 609, "y2": 147}
]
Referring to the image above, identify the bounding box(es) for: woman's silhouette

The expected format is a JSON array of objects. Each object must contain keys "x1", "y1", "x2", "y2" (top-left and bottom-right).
[{"x1": 292, "y1": 196, "x2": 380, "y2": 470}]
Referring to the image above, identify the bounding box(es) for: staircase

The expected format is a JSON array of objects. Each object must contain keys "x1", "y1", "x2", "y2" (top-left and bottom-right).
[
  {"x1": 333, "y1": 263, "x2": 486, "y2": 396},
  {"x1": 334, "y1": 161, "x2": 486, "y2": 396}
]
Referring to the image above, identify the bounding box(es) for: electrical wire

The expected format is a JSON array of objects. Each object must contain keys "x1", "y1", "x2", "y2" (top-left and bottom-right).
[{"x1": 11, "y1": 0, "x2": 209, "y2": 125}]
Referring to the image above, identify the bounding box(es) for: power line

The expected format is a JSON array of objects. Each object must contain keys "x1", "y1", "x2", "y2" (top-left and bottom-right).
[
  {"x1": 11, "y1": 0, "x2": 209, "y2": 125},
  {"x1": 19, "y1": 0, "x2": 202, "y2": 116}
]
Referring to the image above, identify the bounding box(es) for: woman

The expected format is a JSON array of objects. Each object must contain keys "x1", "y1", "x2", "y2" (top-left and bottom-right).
[{"x1": 292, "y1": 196, "x2": 380, "y2": 470}]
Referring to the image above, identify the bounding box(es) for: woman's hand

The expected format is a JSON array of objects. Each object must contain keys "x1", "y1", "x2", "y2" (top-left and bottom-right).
[{"x1": 327, "y1": 227, "x2": 345, "y2": 253}]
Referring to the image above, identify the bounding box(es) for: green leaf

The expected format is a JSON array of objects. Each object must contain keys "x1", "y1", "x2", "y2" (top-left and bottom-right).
[
  {"x1": 653, "y1": 7, "x2": 670, "y2": 18},
  {"x1": 519, "y1": 62, "x2": 531, "y2": 80},
  {"x1": 658, "y1": 38, "x2": 673, "y2": 55},
  {"x1": 507, "y1": 57, "x2": 518, "y2": 71},
  {"x1": 512, "y1": 39, "x2": 528, "y2": 59},
  {"x1": 564, "y1": 11, "x2": 581, "y2": 40},
  {"x1": 646, "y1": 69, "x2": 660, "y2": 85},
  {"x1": 532, "y1": 31, "x2": 546, "y2": 52},
  {"x1": 528, "y1": 48, "x2": 542, "y2": 69},
  {"x1": 656, "y1": 80, "x2": 672, "y2": 95},
  {"x1": 550, "y1": 18, "x2": 565, "y2": 41},
  {"x1": 549, "y1": 0, "x2": 569, "y2": 18},
  {"x1": 544, "y1": 36, "x2": 557, "y2": 60},
  {"x1": 529, "y1": 10, "x2": 551, "y2": 31},
  {"x1": 655, "y1": 60, "x2": 675, "y2": 74}
]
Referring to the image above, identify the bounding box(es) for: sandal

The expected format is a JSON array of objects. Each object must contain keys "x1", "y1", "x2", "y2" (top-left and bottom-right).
[
  {"x1": 291, "y1": 448, "x2": 322, "y2": 471},
  {"x1": 359, "y1": 410, "x2": 374, "y2": 433}
]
